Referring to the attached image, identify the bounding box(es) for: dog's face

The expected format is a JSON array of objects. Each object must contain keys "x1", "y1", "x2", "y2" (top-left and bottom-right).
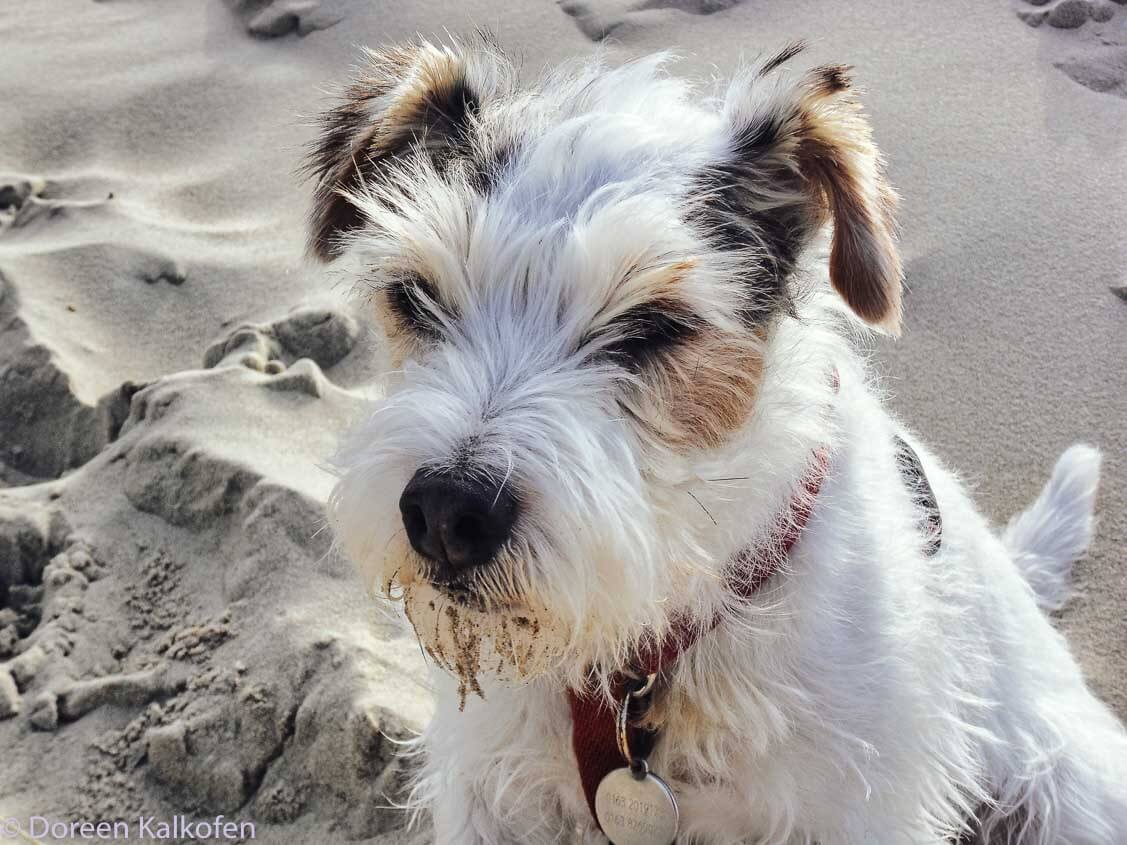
[{"x1": 311, "y1": 40, "x2": 900, "y2": 693}]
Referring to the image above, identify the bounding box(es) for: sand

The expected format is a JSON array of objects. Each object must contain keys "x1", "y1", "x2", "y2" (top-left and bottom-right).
[{"x1": 0, "y1": 0, "x2": 1124, "y2": 841}]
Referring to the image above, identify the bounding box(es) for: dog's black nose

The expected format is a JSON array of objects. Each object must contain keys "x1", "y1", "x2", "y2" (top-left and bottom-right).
[{"x1": 398, "y1": 469, "x2": 517, "y2": 579}]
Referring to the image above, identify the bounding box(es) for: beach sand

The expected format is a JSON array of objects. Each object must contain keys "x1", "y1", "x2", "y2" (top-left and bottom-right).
[{"x1": 1, "y1": 0, "x2": 1124, "y2": 840}]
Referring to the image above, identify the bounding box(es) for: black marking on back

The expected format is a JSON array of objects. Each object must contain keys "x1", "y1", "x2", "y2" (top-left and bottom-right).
[{"x1": 894, "y1": 435, "x2": 942, "y2": 557}]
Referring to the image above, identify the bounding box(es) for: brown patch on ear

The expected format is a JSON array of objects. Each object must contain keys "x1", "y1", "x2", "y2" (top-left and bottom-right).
[
  {"x1": 305, "y1": 43, "x2": 481, "y2": 262},
  {"x1": 653, "y1": 329, "x2": 765, "y2": 451},
  {"x1": 808, "y1": 63, "x2": 852, "y2": 96},
  {"x1": 305, "y1": 45, "x2": 416, "y2": 262},
  {"x1": 797, "y1": 66, "x2": 903, "y2": 333},
  {"x1": 711, "y1": 54, "x2": 902, "y2": 332}
]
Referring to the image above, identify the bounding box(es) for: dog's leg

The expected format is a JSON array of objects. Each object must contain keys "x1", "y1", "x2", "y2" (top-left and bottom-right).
[
  {"x1": 425, "y1": 745, "x2": 560, "y2": 845},
  {"x1": 420, "y1": 675, "x2": 578, "y2": 844},
  {"x1": 431, "y1": 786, "x2": 509, "y2": 845}
]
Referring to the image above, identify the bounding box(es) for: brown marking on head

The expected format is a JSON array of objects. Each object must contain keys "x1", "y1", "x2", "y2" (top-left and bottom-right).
[
  {"x1": 603, "y1": 256, "x2": 700, "y2": 317},
  {"x1": 305, "y1": 42, "x2": 486, "y2": 262},
  {"x1": 373, "y1": 270, "x2": 447, "y2": 365},
  {"x1": 593, "y1": 256, "x2": 766, "y2": 452},
  {"x1": 376, "y1": 48, "x2": 479, "y2": 163},
  {"x1": 667, "y1": 330, "x2": 765, "y2": 450},
  {"x1": 637, "y1": 326, "x2": 766, "y2": 451}
]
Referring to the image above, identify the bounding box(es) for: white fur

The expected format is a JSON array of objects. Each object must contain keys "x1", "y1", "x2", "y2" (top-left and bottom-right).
[{"x1": 321, "y1": 46, "x2": 1127, "y2": 845}]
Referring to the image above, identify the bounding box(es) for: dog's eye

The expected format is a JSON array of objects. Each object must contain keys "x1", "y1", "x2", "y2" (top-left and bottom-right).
[
  {"x1": 596, "y1": 300, "x2": 700, "y2": 369},
  {"x1": 386, "y1": 275, "x2": 444, "y2": 339}
]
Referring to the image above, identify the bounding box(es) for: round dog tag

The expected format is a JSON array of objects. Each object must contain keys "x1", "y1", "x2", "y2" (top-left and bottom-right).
[{"x1": 595, "y1": 765, "x2": 679, "y2": 845}]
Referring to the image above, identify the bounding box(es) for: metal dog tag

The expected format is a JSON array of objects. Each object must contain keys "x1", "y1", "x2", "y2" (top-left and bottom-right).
[{"x1": 595, "y1": 763, "x2": 679, "y2": 845}]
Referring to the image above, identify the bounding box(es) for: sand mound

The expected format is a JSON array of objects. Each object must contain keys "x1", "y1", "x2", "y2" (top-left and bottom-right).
[
  {"x1": 1, "y1": 7, "x2": 433, "y2": 834},
  {"x1": 0, "y1": 335, "x2": 432, "y2": 841},
  {"x1": 0, "y1": 269, "x2": 133, "y2": 479}
]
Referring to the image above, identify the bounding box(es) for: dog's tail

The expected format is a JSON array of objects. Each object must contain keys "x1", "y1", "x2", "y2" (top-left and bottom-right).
[{"x1": 1002, "y1": 444, "x2": 1101, "y2": 611}]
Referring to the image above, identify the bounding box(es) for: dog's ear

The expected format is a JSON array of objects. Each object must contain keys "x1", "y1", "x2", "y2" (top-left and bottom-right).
[
  {"x1": 305, "y1": 41, "x2": 494, "y2": 262},
  {"x1": 715, "y1": 48, "x2": 903, "y2": 333}
]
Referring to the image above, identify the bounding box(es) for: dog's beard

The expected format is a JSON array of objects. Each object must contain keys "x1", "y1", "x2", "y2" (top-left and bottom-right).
[
  {"x1": 400, "y1": 578, "x2": 567, "y2": 706},
  {"x1": 386, "y1": 542, "x2": 570, "y2": 705}
]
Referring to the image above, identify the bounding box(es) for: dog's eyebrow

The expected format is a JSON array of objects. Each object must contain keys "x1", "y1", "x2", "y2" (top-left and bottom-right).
[
  {"x1": 385, "y1": 273, "x2": 446, "y2": 338},
  {"x1": 593, "y1": 298, "x2": 702, "y2": 368}
]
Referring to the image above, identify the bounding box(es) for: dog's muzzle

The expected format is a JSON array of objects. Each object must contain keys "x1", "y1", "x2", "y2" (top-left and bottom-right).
[{"x1": 394, "y1": 468, "x2": 568, "y2": 695}]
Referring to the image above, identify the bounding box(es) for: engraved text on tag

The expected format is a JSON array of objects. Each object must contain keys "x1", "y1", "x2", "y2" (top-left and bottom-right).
[{"x1": 595, "y1": 766, "x2": 679, "y2": 845}]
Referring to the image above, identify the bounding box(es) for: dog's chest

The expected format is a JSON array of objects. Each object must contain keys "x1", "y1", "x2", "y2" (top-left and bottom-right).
[{"x1": 472, "y1": 682, "x2": 813, "y2": 843}]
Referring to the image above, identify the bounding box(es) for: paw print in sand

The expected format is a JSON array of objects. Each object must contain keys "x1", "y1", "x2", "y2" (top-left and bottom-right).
[
  {"x1": 559, "y1": 0, "x2": 745, "y2": 42},
  {"x1": 203, "y1": 305, "x2": 359, "y2": 397},
  {"x1": 1017, "y1": 0, "x2": 1117, "y2": 28},
  {"x1": 1016, "y1": 0, "x2": 1127, "y2": 97},
  {"x1": 0, "y1": 174, "x2": 112, "y2": 230}
]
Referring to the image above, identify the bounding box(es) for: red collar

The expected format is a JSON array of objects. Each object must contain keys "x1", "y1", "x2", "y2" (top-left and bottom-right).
[{"x1": 567, "y1": 447, "x2": 831, "y2": 831}]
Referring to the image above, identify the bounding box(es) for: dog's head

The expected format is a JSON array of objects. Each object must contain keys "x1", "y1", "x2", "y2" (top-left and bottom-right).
[{"x1": 310, "y1": 39, "x2": 900, "y2": 693}]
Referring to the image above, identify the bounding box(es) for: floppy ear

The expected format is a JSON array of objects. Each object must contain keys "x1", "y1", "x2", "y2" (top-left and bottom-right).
[
  {"x1": 715, "y1": 48, "x2": 903, "y2": 333},
  {"x1": 305, "y1": 41, "x2": 493, "y2": 262}
]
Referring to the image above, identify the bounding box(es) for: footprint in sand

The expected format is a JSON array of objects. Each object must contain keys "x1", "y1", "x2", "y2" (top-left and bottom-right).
[
  {"x1": 559, "y1": 0, "x2": 744, "y2": 41},
  {"x1": 1017, "y1": 0, "x2": 1115, "y2": 28},
  {"x1": 0, "y1": 505, "x2": 98, "y2": 725},
  {"x1": 228, "y1": 0, "x2": 343, "y2": 39},
  {"x1": 0, "y1": 174, "x2": 113, "y2": 231},
  {"x1": 0, "y1": 506, "x2": 69, "y2": 645},
  {"x1": 1015, "y1": 0, "x2": 1127, "y2": 97},
  {"x1": 0, "y1": 177, "x2": 46, "y2": 229},
  {"x1": 203, "y1": 305, "x2": 359, "y2": 376},
  {"x1": 140, "y1": 259, "x2": 187, "y2": 287}
]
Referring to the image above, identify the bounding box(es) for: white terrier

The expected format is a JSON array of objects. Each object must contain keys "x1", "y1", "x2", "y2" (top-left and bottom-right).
[{"x1": 309, "y1": 38, "x2": 1127, "y2": 844}]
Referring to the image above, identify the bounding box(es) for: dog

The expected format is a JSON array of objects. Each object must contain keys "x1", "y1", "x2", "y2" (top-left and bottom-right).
[{"x1": 308, "y1": 38, "x2": 1127, "y2": 844}]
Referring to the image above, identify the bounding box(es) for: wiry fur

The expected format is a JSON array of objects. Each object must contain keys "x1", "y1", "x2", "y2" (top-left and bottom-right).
[{"x1": 311, "y1": 38, "x2": 1127, "y2": 844}]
